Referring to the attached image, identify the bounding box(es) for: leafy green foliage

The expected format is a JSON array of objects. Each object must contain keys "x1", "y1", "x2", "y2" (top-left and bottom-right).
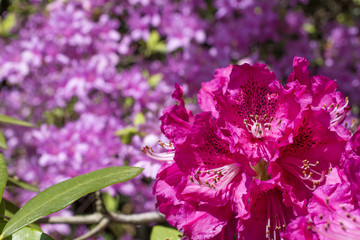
[
  {"x1": 0, "y1": 154, "x2": 8, "y2": 201},
  {"x1": 0, "y1": 166, "x2": 143, "y2": 239},
  {"x1": 0, "y1": 115, "x2": 33, "y2": 128},
  {"x1": 0, "y1": 13, "x2": 16, "y2": 37},
  {"x1": 115, "y1": 127, "x2": 138, "y2": 144},
  {"x1": 5, "y1": 227, "x2": 54, "y2": 240},
  {"x1": 0, "y1": 132, "x2": 8, "y2": 150},
  {"x1": 150, "y1": 225, "x2": 182, "y2": 240},
  {"x1": 7, "y1": 177, "x2": 39, "y2": 193},
  {"x1": 146, "y1": 30, "x2": 167, "y2": 55}
]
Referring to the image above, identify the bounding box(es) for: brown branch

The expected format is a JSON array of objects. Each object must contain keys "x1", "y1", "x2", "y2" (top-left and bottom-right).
[
  {"x1": 74, "y1": 217, "x2": 110, "y2": 240},
  {"x1": 37, "y1": 211, "x2": 165, "y2": 225},
  {"x1": 37, "y1": 210, "x2": 165, "y2": 239}
]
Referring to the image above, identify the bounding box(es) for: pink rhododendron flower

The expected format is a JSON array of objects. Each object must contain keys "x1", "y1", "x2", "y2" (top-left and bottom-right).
[
  {"x1": 283, "y1": 183, "x2": 360, "y2": 240},
  {"x1": 146, "y1": 57, "x2": 351, "y2": 239}
]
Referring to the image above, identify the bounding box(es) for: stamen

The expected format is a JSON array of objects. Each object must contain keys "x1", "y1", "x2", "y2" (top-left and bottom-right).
[
  {"x1": 157, "y1": 140, "x2": 174, "y2": 150},
  {"x1": 279, "y1": 158, "x2": 329, "y2": 190},
  {"x1": 142, "y1": 145, "x2": 175, "y2": 161},
  {"x1": 243, "y1": 114, "x2": 276, "y2": 138},
  {"x1": 327, "y1": 97, "x2": 350, "y2": 126},
  {"x1": 189, "y1": 163, "x2": 240, "y2": 190},
  {"x1": 264, "y1": 191, "x2": 288, "y2": 240}
]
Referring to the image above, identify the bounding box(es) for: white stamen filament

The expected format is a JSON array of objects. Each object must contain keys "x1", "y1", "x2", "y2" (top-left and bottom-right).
[
  {"x1": 279, "y1": 159, "x2": 328, "y2": 191},
  {"x1": 324, "y1": 97, "x2": 350, "y2": 126},
  {"x1": 142, "y1": 145, "x2": 175, "y2": 162},
  {"x1": 265, "y1": 191, "x2": 286, "y2": 240},
  {"x1": 244, "y1": 114, "x2": 273, "y2": 138},
  {"x1": 191, "y1": 163, "x2": 240, "y2": 190}
]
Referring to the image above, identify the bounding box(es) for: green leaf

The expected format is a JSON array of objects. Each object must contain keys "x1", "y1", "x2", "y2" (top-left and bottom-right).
[
  {"x1": 0, "y1": 132, "x2": 8, "y2": 150},
  {"x1": 0, "y1": 154, "x2": 8, "y2": 201},
  {"x1": 0, "y1": 115, "x2": 33, "y2": 128},
  {"x1": 148, "y1": 73, "x2": 163, "y2": 89},
  {"x1": 5, "y1": 227, "x2": 53, "y2": 240},
  {"x1": 146, "y1": 30, "x2": 167, "y2": 54},
  {"x1": 0, "y1": 13, "x2": 16, "y2": 36},
  {"x1": 0, "y1": 199, "x2": 5, "y2": 217},
  {"x1": 0, "y1": 166, "x2": 143, "y2": 239},
  {"x1": 133, "y1": 113, "x2": 146, "y2": 126},
  {"x1": 3, "y1": 199, "x2": 20, "y2": 218},
  {"x1": 150, "y1": 226, "x2": 182, "y2": 240},
  {"x1": 1, "y1": 198, "x2": 42, "y2": 231},
  {"x1": 102, "y1": 192, "x2": 119, "y2": 212},
  {"x1": 115, "y1": 127, "x2": 138, "y2": 144},
  {"x1": 303, "y1": 23, "x2": 316, "y2": 34},
  {"x1": 7, "y1": 177, "x2": 39, "y2": 193}
]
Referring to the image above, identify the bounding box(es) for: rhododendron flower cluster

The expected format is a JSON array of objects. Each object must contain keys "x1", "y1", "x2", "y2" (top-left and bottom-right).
[{"x1": 146, "y1": 57, "x2": 356, "y2": 239}]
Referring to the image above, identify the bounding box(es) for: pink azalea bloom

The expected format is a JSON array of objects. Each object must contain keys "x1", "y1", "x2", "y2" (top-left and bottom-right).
[
  {"x1": 288, "y1": 57, "x2": 351, "y2": 129},
  {"x1": 198, "y1": 62, "x2": 301, "y2": 165},
  {"x1": 269, "y1": 107, "x2": 348, "y2": 211},
  {"x1": 343, "y1": 126, "x2": 360, "y2": 203},
  {"x1": 152, "y1": 86, "x2": 254, "y2": 239},
  {"x1": 283, "y1": 183, "x2": 360, "y2": 240},
  {"x1": 147, "y1": 58, "x2": 351, "y2": 239},
  {"x1": 241, "y1": 175, "x2": 297, "y2": 240}
]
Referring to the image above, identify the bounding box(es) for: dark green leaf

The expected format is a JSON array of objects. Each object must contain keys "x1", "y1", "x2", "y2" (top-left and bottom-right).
[
  {"x1": 5, "y1": 227, "x2": 53, "y2": 240},
  {"x1": 1, "y1": 199, "x2": 40, "y2": 231},
  {"x1": 0, "y1": 132, "x2": 7, "y2": 150},
  {"x1": 150, "y1": 225, "x2": 182, "y2": 240},
  {"x1": 0, "y1": 115, "x2": 33, "y2": 128},
  {"x1": 3, "y1": 199, "x2": 19, "y2": 218},
  {"x1": 7, "y1": 177, "x2": 39, "y2": 193},
  {"x1": 0, "y1": 200, "x2": 5, "y2": 217},
  {"x1": 0, "y1": 154, "x2": 8, "y2": 201},
  {"x1": 0, "y1": 166, "x2": 143, "y2": 238}
]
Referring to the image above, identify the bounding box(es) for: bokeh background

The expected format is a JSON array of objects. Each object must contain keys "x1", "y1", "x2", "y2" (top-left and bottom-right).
[{"x1": 0, "y1": 0, "x2": 360, "y2": 239}]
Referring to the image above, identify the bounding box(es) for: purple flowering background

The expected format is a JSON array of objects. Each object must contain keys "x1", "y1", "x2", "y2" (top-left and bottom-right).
[{"x1": 0, "y1": 0, "x2": 360, "y2": 239}]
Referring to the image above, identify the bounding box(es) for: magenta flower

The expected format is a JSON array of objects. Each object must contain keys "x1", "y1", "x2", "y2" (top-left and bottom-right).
[
  {"x1": 198, "y1": 63, "x2": 301, "y2": 165},
  {"x1": 150, "y1": 85, "x2": 253, "y2": 239},
  {"x1": 343, "y1": 126, "x2": 360, "y2": 203},
  {"x1": 288, "y1": 57, "x2": 351, "y2": 129},
  {"x1": 241, "y1": 175, "x2": 297, "y2": 239},
  {"x1": 148, "y1": 58, "x2": 350, "y2": 239},
  {"x1": 283, "y1": 127, "x2": 360, "y2": 240},
  {"x1": 269, "y1": 107, "x2": 348, "y2": 209},
  {"x1": 283, "y1": 183, "x2": 360, "y2": 240}
]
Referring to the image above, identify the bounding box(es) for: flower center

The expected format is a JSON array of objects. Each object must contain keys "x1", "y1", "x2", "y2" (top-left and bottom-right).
[
  {"x1": 252, "y1": 158, "x2": 270, "y2": 181},
  {"x1": 279, "y1": 158, "x2": 331, "y2": 190},
  {"x1": 243, "y1": 114, "x2": 274, "y2": 139},
  {"x1": 189, "y1": 163, "x2": 241, "y2": 190}
]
